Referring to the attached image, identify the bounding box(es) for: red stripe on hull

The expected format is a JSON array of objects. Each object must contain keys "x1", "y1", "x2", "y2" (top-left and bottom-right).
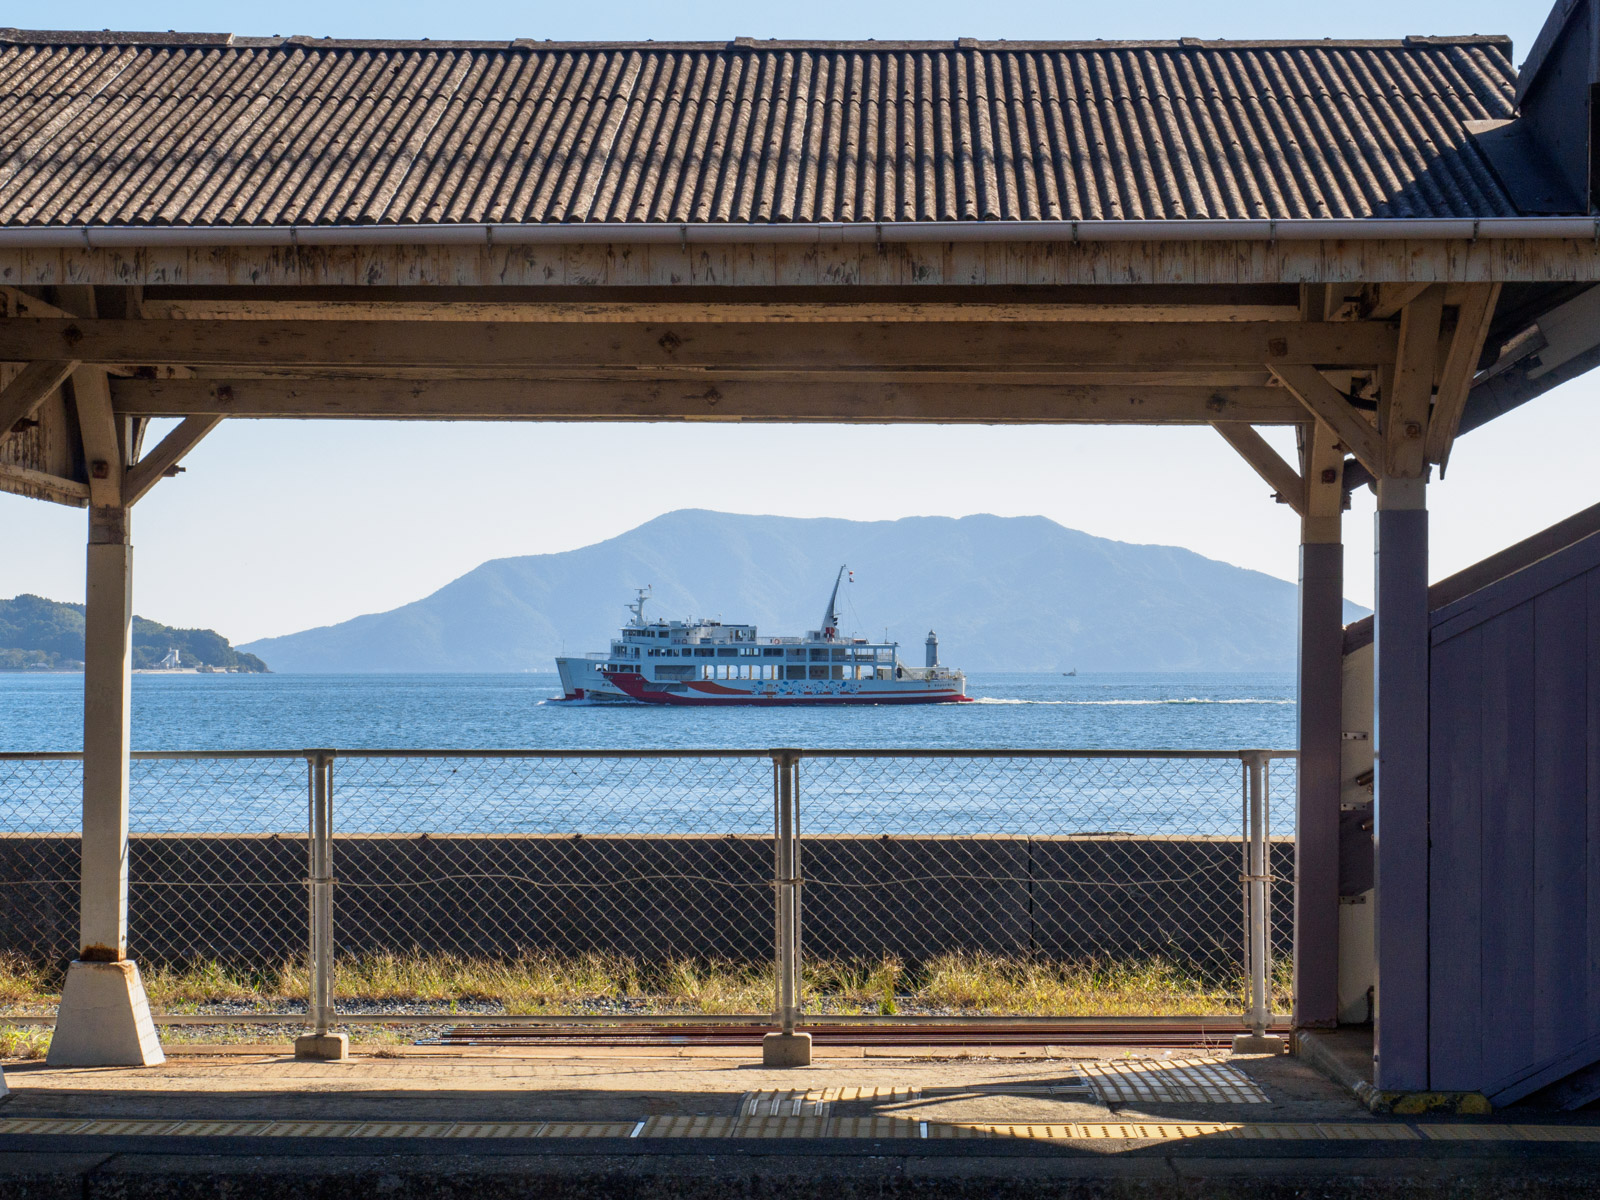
[{"x1": 603, "y1": 671, "x2": 970, "y2": 706}]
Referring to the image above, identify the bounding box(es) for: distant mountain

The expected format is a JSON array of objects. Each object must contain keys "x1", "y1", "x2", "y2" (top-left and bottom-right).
[
  {"x1": 0, "y1": 594, "x2": 269, "y2": 672},
  {"x1": 240, "y1": 511, "x2": 1366, "y2": 674}
]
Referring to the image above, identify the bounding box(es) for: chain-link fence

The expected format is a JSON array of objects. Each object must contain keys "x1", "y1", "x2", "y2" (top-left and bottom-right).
[
  {"x1": 0, "y1": 749, "x2": 1294, "y2": 1021},
  {"x1": 1, "y1": 751, "x2": 308, "y2": 969}
]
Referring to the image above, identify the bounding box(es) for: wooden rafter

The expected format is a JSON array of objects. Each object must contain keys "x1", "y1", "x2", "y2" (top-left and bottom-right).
[
  {"x1": 109, "y1": 378, "x2": 1309, "y2": 424},
  {"x1": 0, "y1": 318, "x2": 1401, "y2": 372},
  {"x1": 0, "y1": 360, "x2": 79, "y2": 443},
  {"x1": 1366, "y1": 282, "x2": 1432, "y2": 321},
  {"x1": 1426, "y1": 283, "x2": 1503, "y2": 470},
  {"x1": 1270, "y1": 364, "x2": 1384, "y2": 477},
  {"x1": 123, "y1": 416, "x2": 223, "y2": 505},
  {"x1": 1212, "y1": 423, "x2": 1306, "y2": 516},
  {"x1": 0, "y1": 461, "x2": 89, "y2": 507}
]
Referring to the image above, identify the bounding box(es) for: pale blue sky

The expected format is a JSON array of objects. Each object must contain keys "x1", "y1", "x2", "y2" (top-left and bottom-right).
[
  {"x1": 35, "y1": 0, "x2": 1545, "y2": 51},
  {"x1": 1, "y1": 0, "x2": 1589, "y2": 645}
]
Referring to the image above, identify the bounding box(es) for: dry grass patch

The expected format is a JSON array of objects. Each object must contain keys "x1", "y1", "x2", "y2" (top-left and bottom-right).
[
  {"x1": 0, "y1": 950, "x2": 1275, "y2": 1018},
  {"x1": 912, "y1": 951, "x2": 1245, "y2": 1016},
  {"x1": 0, "y1": 952, "x2": 57, "y2": 1006},
  {"x1": 0, "y1": 1025, "x2": 51, "y2": 1059}
]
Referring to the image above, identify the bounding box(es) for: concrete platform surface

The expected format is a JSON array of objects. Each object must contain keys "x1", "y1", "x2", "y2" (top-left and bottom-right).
[{"x1": 3, "y1": 1044, "x2": 1600, "y2": 1197}]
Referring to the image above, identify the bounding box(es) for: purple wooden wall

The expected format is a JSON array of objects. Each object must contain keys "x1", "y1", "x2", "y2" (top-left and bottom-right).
[{"x1": 1427, "y1": 532, "x2": 1600, "y2": 1103}]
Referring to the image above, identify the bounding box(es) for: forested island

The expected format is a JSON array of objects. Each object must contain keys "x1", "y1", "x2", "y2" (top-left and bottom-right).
[{"x1": 0, "y1": 594, "x2": 269, "y2": 672}]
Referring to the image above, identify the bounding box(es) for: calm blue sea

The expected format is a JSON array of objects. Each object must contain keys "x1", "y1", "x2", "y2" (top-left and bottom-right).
[
  {"x1": 0, "y1": 671, "x2": 1295, "y2": 752},
  {"x1": 2, "y1": 673, "x2": 1296, "y2": 836}
]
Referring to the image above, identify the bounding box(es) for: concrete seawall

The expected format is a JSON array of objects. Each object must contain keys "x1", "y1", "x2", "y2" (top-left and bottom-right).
[{"x1": 2, "y1": 833, "x2": 1291, "y2": 971}]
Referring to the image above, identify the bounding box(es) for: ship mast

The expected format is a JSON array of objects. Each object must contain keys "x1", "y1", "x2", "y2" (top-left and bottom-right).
[
  {"x1": 820, "y1": 565, "x2": 847, "y2": 640},
  {"x1": 626, "y1": 586, "x2": 651, "y2": 627}
]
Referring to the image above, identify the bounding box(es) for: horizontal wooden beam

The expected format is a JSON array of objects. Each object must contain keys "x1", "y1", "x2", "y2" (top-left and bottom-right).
[
  {"x1": 0, "y1": 460, "x2": 89, "y2": 506},
  {"x1": 124, "y1": 415, "x2": 223, "y2": 505},
  {"x1": 0, "y1": 318, "x2": 1400, "y2": 372},
  {"x1": 138, "y1": 298, "x2": 1304, "y2": 324},
  {"x1": 1211, "y1": 423, "x2": 1307, "y2": 516},
  {"x1": 109, "y1": 378, "x2": 1309, "y2": 424},
  {"x1": 5, "y1": 239, "x2": 1600, "y2": 289},
  {"x1": 179, "y1": 366, "x2": 1279, "y2": 388}
]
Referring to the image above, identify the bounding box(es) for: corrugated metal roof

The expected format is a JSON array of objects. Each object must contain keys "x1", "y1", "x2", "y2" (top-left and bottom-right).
[{"x1": 0, "y1": 30, "x2": 1528, "y2": 226}]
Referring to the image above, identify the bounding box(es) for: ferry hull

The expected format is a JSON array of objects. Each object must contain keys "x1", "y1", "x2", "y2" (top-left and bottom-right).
[
  {"x1": 554, "y1": 656, "x2": 636, "y2": 703},
  {"x1": 603, "y1": 671, "x2": 970, "y2": 706}
]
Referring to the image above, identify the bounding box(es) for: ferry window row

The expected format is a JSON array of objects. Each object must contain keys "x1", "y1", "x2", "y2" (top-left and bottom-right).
[{"x1": 677, "y1": 664, "x2": 893, "y2": 682}]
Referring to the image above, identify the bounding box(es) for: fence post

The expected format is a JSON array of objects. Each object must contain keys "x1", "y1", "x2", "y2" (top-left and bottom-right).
[
  {"x1": 295, "y1": 750, "x2": 345, "y2": 1061},
  {"x1": 1234, "y1": 751, "x2": 1284, "y2": 1054},
  {"x1": 764, "y1": 749, "x2": 810, "y2": 1067}
]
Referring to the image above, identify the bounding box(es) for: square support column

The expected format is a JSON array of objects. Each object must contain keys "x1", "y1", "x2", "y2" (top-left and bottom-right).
[
  {"x1": 47, "y1": 505, "x2": 163, "y2": 1068},
  {"x1": 1372, "y1": 477, "x2": 1428, "y2": 1091},
  {"x1": 1294, "y1": 522, "x2": 1344, "y2": 1028}
]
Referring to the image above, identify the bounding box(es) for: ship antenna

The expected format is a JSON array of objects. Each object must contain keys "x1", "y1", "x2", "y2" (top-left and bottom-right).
[{"x1": 820, "y1": 565, "x2": 847, "y2": 640}]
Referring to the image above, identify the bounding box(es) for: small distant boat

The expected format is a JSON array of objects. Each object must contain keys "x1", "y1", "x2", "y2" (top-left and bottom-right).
[
  {"x1": 1063, "y1": 669, "x2": 1077, "y2": 676},
  {"x1": 555, "y1": 567, "x2": 969, "y2": 706}
]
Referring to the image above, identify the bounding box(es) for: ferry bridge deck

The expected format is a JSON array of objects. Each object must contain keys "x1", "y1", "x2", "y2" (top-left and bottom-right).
[{"x1": 4, "y1": 0, "x2": 1600, "y2": 1110}]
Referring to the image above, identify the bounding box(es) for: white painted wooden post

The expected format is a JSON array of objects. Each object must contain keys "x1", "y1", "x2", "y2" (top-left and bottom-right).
[{"x1": 46, "y1": 505, "x2": 163, "y2": 1067}]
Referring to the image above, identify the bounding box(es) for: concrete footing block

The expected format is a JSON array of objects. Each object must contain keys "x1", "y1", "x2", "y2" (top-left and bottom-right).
[
  {"x1": 294, "y1": 1032, "x2": 349, "y2": 1061},
  {"x1": 1232, "y1": 1032, "x2": 1287, "y2": 1055},
  {"x1": 0, "y1": 1067, "x2": 8, "y2": 1099},
  {"x1": 46, "y1": 960, "x2": 164, "y2": 1067},
  {"x1": 762, "y1": 1031, "x2": 812, "y2": 1068}
]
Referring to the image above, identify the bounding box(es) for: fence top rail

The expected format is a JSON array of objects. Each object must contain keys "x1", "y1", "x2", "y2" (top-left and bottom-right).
[{"x1": 0, "y1": 747, "x2": 1298, "y2": 761}]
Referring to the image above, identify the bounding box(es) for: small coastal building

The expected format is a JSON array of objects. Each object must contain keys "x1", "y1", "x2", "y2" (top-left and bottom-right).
[{"x1": 3, "y1": 0, "x2": 1600, "y2": 1105}]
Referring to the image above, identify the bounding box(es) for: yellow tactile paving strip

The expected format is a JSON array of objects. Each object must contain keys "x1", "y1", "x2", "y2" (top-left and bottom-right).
[{"x1": 4, "y1": 1116, "x2": 1600, "y2": 1142}]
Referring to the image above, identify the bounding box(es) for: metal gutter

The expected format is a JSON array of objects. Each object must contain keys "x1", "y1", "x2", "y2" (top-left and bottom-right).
[{"x1": 1, "y1": 218, "x2": 1598, "y2": 249}]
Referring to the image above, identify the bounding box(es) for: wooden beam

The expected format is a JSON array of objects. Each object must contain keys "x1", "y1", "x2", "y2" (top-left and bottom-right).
[
  {"x1": 1366, "y1": 282, "x2": 1432, "y2": 320},
  {"x1": 1300, "y1": 419, "x2": 1346, "y2": 544},
  {"x1": 0, "y1": 287, "x2": 77, "y2": 319},
  {"x1": 110, "y1": 377, "x2": 1310, "y2": 424},
  {"x1": 6, "y1": 238, "x2": 1600, "y2": 290},
  {"x1": 70, "y1": 367, "x2": 122, "y2": 508},
  {"x1": 138, "y1": 298, "x2": 1306, "y2": 324},
  {"x1": 123, "y1": 416, "x2": 223, "y2": 505},
  {"x1": 1426, "y1": 283, "x2": 1503, "y2": 470},
  {"x1": 1271, "y1": 364, "x2": 1384, "y2": 477},
  {"x1": 1211, "y1": 423, "x2": 1306, "y2": 516},
  {"x1": 1384, "y1": 285, "x2": 1446, "y2": 478},
  {"x1": 0, "y1": 318, "x2": 1401, "y2": 372},
  {"x1": 178, "y1": 367, "x2": 1280, "y2": 389},
  {"x1": 0, "y1": 461, "x2": 89, "y2": 506},
  {"x1": 0, "y1": 360, "x2": 79, "y2": 443}
]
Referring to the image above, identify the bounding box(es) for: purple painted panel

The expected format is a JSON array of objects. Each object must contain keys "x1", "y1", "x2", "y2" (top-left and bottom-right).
[
  {"x1": 1429, "y1": 537, "x2": 1600, "y2": 1101},
  {"x1": 1589, "y1": 572, "x2": 1600, "y2": 1050},
  {"x1": 1469, "y1": 604, "x2": 1536, "y2": 1092},
  {"x1": 1428, "y1": 627, "x2": 1483, "y2": 1091},
  {"x1": 1531, "y1": 580, "x2": 1589, "y2": 1070}
]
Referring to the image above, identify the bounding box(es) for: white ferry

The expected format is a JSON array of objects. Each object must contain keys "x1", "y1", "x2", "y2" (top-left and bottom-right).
[{"x1": 554, "y1": 569, "x2": 968, "y2": 706}]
